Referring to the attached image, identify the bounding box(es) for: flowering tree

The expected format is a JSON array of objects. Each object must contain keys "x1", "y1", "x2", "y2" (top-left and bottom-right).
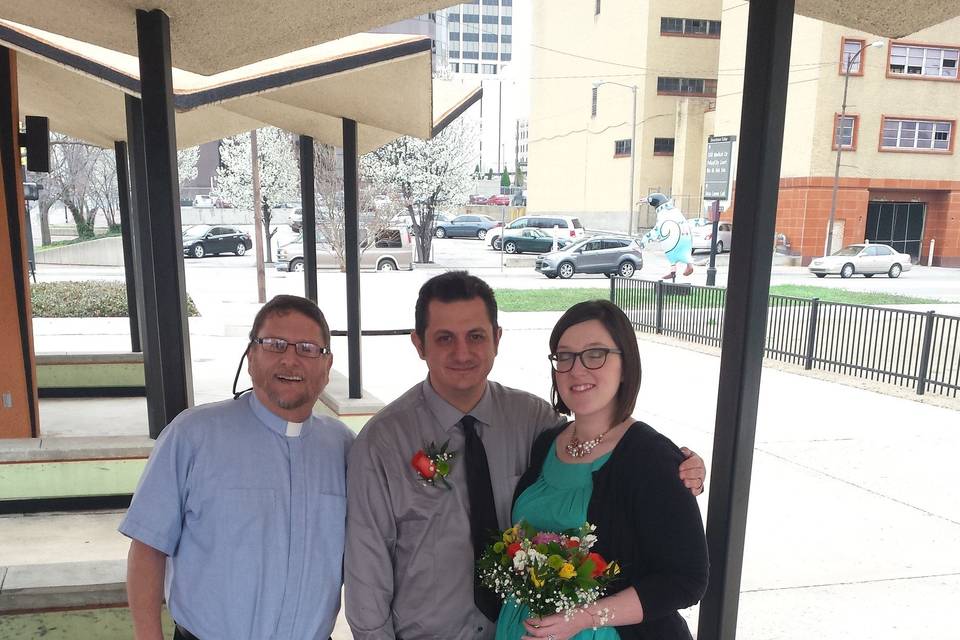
[
  {"x1": 216, "y1": 128, "x2": 299, "y2": 262},
  {"x1": 311, "y1": 142, "x2": 395, "y2": 270},
  {"x1": 361, "y1": 117, "x2": 476, "y2": 262},
  {"x1": 177, "y1": 146, "x2": 200, "y2": 189}
]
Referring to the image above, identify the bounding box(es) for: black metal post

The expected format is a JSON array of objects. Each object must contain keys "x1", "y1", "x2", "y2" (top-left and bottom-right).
[
  {"x1": 342, "y1": 119, "x2": 362, "y2": 399},
  {"x1": 655, "y1": 279, "x2": 664, "y2": 334},
  {"x1": 0, "y1": 46, "x2": 38, "y2": 436},
  {"x1": 126, "y1": 96, "x2": 165, "y2": 434},
  {"x1": 697, "y1": 1, "x2": 796, "y2": 639},
  {"x1": 135, "y1": 9, "x2": 193, "y2": 436},
  {"x1": 706, "y1": 201, "x2": 720, "y2": 287},
  {"x1": 916, "y1": 310, "x2": 936, "y2": 395},
  {"x1": 299, "y1": 135, "x2": 318, "y2": 303},
  {"x1": 114, "y1": 141, "x2": 141, "y2": 353},
  {"x1": 804, "y1": 298, "x2": 820, "y2": 370}
]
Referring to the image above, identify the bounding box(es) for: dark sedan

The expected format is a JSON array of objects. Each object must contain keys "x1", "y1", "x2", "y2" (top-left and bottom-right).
[
  {"x1": 497, "y1": 228, "x2": 571, "y2": 254},
  {"x1": 182, "y1": 224, "x2": 252, "y2": 258},
  {"x1": 434, "y1": 214, "x2": 502, "y2": 240}
]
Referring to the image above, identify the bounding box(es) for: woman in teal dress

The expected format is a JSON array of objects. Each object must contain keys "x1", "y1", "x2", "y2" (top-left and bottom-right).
[{"x1": 495, "y1": 300, "x2": 709, "y2": 640}]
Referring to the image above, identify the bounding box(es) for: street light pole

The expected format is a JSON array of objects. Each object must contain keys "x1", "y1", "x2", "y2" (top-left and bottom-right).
[
  {"x1": 825, "y1": 40, "x2": 883, "y2": 256},
  {"x1": 594, "y1": 81, "x2": 638, "y2": 235}
]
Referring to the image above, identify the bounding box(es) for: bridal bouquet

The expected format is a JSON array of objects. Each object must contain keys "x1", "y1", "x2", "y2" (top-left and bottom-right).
[{"x1": 477, "y1": 521, "x2": 620, "y2": 618}]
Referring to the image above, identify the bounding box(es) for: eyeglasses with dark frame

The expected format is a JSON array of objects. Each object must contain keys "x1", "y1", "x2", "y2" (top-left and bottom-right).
[
  {"x1": 548, "y1": 347, "x2": 622, "y2": 373},
  {"x1": 252, "y1": 337, "x2": 331, "y2": 359}
]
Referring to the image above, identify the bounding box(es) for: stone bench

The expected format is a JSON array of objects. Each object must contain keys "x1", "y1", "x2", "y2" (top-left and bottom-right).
[
  {"x1": 0, "y1": 560, "x2": 127, "y2": 613},
  {"x1": 36, "y1": 352, "x2": 146, "y2": 398}
]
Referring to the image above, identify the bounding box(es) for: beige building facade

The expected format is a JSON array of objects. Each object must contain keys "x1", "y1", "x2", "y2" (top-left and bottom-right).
[
  {"x1": 715, "y1": 3, "x2": 960, "y2": 265},
  {"x1": 527, "y1": 0, "x2": 722, "y2": 231}
]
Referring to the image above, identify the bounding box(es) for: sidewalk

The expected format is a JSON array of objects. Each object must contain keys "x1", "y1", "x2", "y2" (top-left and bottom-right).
[{"x1": 8, "y1": 309, "x2": 960, "y2": 639}]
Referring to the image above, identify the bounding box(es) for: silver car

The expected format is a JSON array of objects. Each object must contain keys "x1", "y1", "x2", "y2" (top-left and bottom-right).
[
  {"x1": 808, "y1": 243, "x2": 912, "y2": 279},
  {"x1": 535, "y1": 236, "x2": 644, "y2": 279}
]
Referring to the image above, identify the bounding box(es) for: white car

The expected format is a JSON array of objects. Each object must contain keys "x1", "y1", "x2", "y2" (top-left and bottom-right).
[
  {"x1": 808, "y1": 243, "x2": 912, "y2": 279},
  {"x1": 692, "y1": 221, "x2": 732, "y2": 253}
]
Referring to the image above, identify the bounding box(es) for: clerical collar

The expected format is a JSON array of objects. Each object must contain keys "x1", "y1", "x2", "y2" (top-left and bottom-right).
[{"x1": 248, "y1": 391, "x2": 306, "y2": 438}]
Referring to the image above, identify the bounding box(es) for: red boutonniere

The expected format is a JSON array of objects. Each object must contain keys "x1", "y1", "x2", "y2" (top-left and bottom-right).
[{"x1": 411, "y1": 440, "x2": 456, "y2": 489}]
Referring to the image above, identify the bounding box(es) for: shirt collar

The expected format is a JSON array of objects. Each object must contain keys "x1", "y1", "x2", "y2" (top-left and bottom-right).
[
  {"x1": 248, "y1": 391, "x2": 305, "y2": 438},
  {"x1": 421, "y1": 377, "x2": 498, "y2": 433}
]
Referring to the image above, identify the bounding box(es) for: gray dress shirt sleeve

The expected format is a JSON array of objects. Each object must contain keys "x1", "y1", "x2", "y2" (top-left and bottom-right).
[{"x1": 345, "y1": 424, "x2": 399, "y2": 639}]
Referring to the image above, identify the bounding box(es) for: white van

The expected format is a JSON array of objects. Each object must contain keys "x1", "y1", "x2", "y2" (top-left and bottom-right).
[{"x1": 488, "y1": 215, "x2": 585, "y2": 250}]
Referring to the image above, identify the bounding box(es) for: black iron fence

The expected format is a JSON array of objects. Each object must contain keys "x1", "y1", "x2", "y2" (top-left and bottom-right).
[{"x1": 610, "y1": 277, "x2": 960, "y2": 398}]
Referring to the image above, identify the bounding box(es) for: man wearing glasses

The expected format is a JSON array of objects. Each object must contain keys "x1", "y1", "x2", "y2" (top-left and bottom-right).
[
  {"x1": 121, "y1": 295, "x2": 353, "y2": 640},
  {"x1": 345, "y1": 272, "x2": 705, "y2": 640}
]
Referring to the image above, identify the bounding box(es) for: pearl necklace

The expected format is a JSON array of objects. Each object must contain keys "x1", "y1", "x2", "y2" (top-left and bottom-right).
[{"x1": 565, "y1": 423, "x2": 616, "y2": 458}]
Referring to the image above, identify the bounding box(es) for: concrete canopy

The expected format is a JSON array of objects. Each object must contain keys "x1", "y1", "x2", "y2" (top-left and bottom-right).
[
  {"x1": 2, "y1": 20, "x2": 481, "y2": 152},
  {"x1": 0, "y1": 0, "x2": 457, "y2": 75},
  {"x1": 793, "y1": 0, "x2": 960, "y2": 39}
]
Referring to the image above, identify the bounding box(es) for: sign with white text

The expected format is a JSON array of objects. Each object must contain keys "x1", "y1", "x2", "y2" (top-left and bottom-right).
[{"x1": 704, "y1": 135, "x2": 735, "y2": 200}]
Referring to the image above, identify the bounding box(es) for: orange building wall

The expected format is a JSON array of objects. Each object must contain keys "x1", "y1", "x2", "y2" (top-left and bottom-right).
[
  {"x1": 0, "y1": 50, "x2": 38, "y2": 437},
  {"x1": 728, "y1": 177, "x2": 960, "y2": 267}
]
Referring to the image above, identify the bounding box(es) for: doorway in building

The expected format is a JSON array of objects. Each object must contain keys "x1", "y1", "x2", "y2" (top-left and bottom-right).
[{"x1": 865, "y1": 202, "x2": 926, "y2": 262}]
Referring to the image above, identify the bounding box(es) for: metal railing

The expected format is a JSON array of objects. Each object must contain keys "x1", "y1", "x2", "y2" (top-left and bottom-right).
[{"x1": 610, "y1": 277, "x2": 960, "y2": 398}]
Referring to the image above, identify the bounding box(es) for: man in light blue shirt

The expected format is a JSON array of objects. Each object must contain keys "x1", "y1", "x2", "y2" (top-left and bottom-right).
[{"x1": 121, "y1": 295, "x2": 354, "y2": 640}]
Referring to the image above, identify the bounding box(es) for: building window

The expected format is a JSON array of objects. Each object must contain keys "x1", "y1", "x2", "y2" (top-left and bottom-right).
[
  {"x1": 462, "y1": 13, "x2": 480, "y2": 23},
  {"x1": 614, "y1": 139, "x2": 632, "y2": 157},
  {"x1": 451, "y1": 63, "x2": 460, "y2": 73},
  {"x1": 591, "y1": 86, "x2": 598, "y2": 118},
  {"x1": 501, "y1": 52, "x2": 512, "y2": 61},
  {"x1": 463, "y1": 32, "x2": 479, "y2": 41},
  {"x1": 840, "y1": 38, "x2": 866, "y2": 74},
  {"x1": 501, "y1": 35, "x2": 512, "y2": 43},
  {"x1": 502, "y1": 15, "x2": 512, "y2": 24},
  {"x1": 482, "y1": 33, "x2": 497, "y2": 42},
  {"x1": 653, "y1": 137, "x2": 675, "y2": 155},
  {"x1": 482, "y1": 14, "x2": 498, "y2": 23},
  {"x1": 889, "y1": 43, "x2": 959, "y2": 78},
  {"x1": 449, "y1": 31, "x2": 461, "y2": 41},
  {"x1": 482, "y1": 64, "x2": 498, "y2": 74},
  {"x1": 463, "y1": 63, "x2": 479, "y2": 74},
  {"x1": 450, "y1": 50, "x2": 460, "y2": 58},
  {"x1": 660, "y1": 17, "x2": 721, "y2": 38},
  {"x1": 881, "y1": 117, "x2": 953, "y2": 151},
  {"x1": 833, "y1": 114, "x2": 858, "y2": 149},
  {"x1": 463, "y1": 51, "x2": 479, "y2": 59},
  {"x1": 657, "y1": 76, "x2": 717, "y2": 97},
  {"x1": 449, "y1": 12, "x2": 460, "y2": 22}
]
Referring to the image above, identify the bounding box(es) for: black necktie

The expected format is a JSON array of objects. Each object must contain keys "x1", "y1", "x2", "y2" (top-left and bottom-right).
[{"x1": 460, "y1": 414, "x2": 503, "y2": 622}]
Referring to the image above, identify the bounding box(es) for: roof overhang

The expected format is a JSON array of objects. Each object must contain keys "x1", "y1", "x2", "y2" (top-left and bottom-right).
[
  {"x1": 0, "y1": 0, "x2": 456, "y2": 74},
  {"x1": 793, "y1": 0, "x2": 960, "y2": 39},
  {"x1": 3, "y1": 20, "x2": 481, "y2": 151}
]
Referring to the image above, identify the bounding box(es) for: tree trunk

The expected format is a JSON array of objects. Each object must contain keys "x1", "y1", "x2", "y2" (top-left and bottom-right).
[
  {"x1": 39, "y1": 202, "x2": 52, "y2": 245},
  {"x1": 67, "y1": 202, "x2": 94, "y2": 239},
  {"x1": 262, "y1": 202, "x2": 274, "y2": 263}
]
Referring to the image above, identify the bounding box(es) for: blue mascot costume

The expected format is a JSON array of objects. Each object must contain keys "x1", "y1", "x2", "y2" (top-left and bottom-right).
[{"x1": 641, "y1": 193, "x2": 694, "y2": 281}]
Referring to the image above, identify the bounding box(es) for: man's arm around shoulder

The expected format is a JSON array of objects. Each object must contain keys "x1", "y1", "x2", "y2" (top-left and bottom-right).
[{"x1": 127, "y1": 539, "x2": 167, "y2": 640}]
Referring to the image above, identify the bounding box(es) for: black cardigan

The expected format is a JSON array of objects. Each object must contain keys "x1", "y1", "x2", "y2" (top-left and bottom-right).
[{"x1": 512, "y1": 421, "x2": 709, "y2": 640}]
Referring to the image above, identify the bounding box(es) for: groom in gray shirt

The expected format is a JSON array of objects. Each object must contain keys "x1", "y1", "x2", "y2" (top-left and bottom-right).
[{"x1": 345, "y1": 271, "x2": 705, "y2": 640}]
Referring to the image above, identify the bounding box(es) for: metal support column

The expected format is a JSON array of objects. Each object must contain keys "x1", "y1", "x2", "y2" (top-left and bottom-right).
[
  {"x1": 125, "y1": 95, "x2": 165, "y2": 434},
  {"x1": 697, "y1": 1, "x2": 796, "y2": 639},
  {"x1": 0, "y1": 46, "x2": 38, "y2": 437},
  {"x1": 299, "y1": 135, "x2": 318, "y2": 302},
  {"x1": 342, "y1": 119, "x2": 362, "y2": 399},
  {"x1": 135, "y1": 9, "x2": 193, "y2": 436},
  {"x1": 114, "y1": 141, "x2": 141, "y2": 353}
]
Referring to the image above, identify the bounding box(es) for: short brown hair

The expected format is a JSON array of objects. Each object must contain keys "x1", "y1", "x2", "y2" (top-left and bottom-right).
[
  {"x1": 414, "y1": 271, "x2": 498, "y2": 341},
  {"x1": 548, "y1": 299, "x2": 641, "y2": 423},
  {"x1": 249, "y1": 295, "x2": 330, "y2": 346}
]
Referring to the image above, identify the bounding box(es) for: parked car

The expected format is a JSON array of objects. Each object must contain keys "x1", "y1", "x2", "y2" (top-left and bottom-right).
[
  {"x1": 808, "y1": 243, "x2": 912, "y2": 279},
  {"x1": 192, "y1": 194, "x2": 214, "y2": 208},
  {"x1": 488, "y1": 215, "x2": 585, "y2": 248},
  {"x1": 535, "y1": 236, "x2": 644, "y2": 279},
  {"x1": 469, "y1": 194, "x2": 489, "y2": 205},
  {"x1": 182, "y1": 225, "x2": 252, "y2": 258},
  {"x1": 434, "y1": 214, "x2": 502, "y2": 239},
  {"x1": 485, "y1": 194, "x2": 511, "y2": 206},
  {"x1": 692, "y1": 221, "x2": 733, "y2": 253},
  {"x1": 275, "y1": 226, "x2": 414, "y2": 272},
  {"x1": 498, "y1": 228, "x2": 572, "y2": 254}
]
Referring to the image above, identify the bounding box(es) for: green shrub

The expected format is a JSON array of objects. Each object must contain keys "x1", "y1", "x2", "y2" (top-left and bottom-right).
[{"x1": 31, "y1": 281, "x2": 200, "y2": 318}]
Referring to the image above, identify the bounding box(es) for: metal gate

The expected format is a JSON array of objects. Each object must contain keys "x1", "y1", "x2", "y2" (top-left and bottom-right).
[{"x1": 865, "y1": 201, "x2": 926, "y2": 261}]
